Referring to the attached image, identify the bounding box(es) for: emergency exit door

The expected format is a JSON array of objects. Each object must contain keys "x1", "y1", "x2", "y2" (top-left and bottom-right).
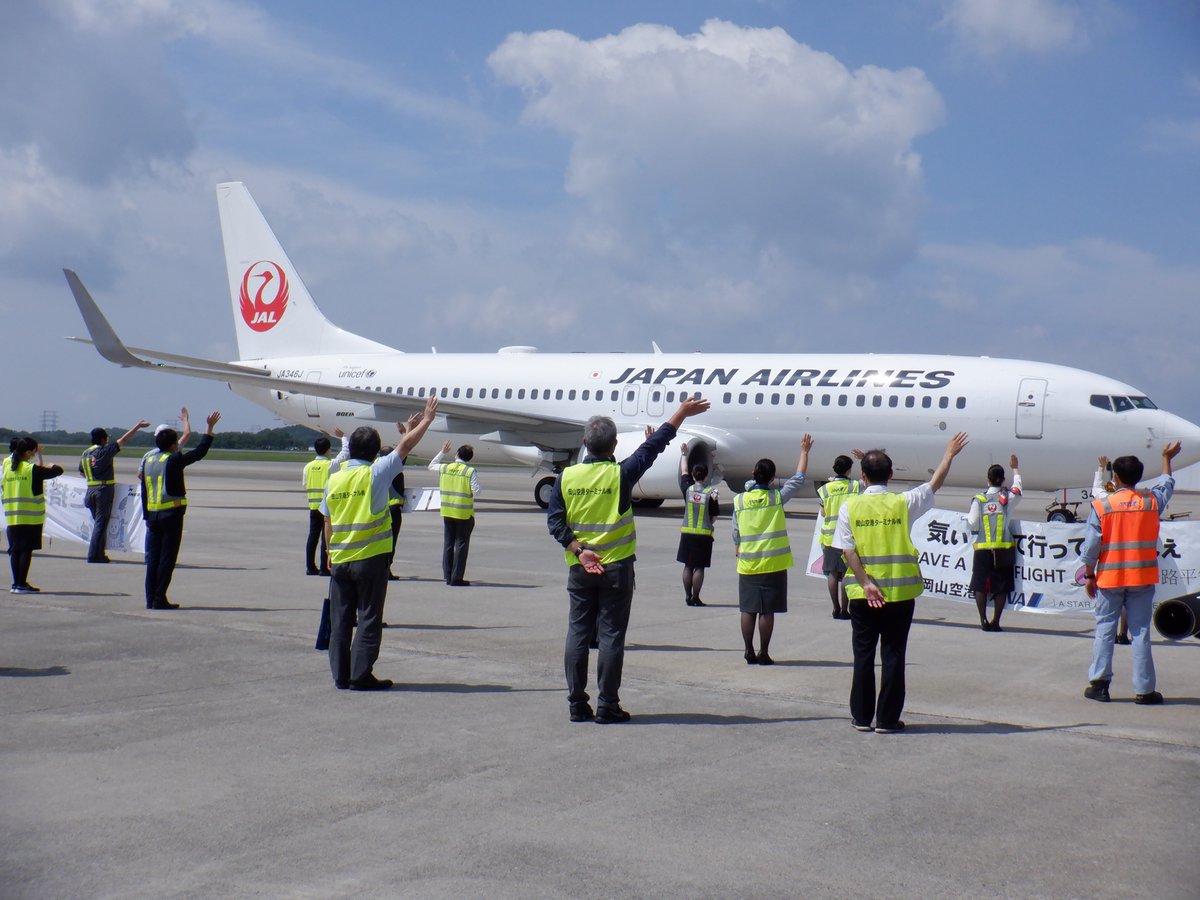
[{"x1": 1015, "y1": 378, "x2": 1047, "y2": 439}]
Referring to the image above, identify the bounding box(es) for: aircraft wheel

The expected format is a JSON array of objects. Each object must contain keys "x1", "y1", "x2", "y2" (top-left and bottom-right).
[
  {"x1": 1046, "y1": 507, "x2": 1076, "y2": 523},
  {"x1": 632, "y1": 498, "x2": 664, "y2": 509},
  {"x1": 534, "y1": 476, "x2": 556, "y2": 510}
]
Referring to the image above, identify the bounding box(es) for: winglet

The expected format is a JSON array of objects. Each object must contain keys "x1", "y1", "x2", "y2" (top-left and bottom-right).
[{"x1": 62, "y1": 269, "x2": 146, "y2": 368}]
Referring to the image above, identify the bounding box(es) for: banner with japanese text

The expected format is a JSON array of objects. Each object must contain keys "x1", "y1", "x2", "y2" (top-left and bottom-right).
[
  {"x1": 1, "y1": 476, "x2": 145, "y2": 553},
  {"x1": 805, "y1": 508, "x2": 1200, "y2": 616}
]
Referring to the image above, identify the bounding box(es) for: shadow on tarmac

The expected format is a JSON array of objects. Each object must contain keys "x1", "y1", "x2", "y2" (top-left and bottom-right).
[
  {"x1": 907, "y1": 721, "x2": 1102, "y2": 735},
  {"x1": 914, "y1": 617, "x2": 1093, "y2": 638},
  {"x1": 392, "y1": 682, "x2": 558, "y2": 694},
  {"x1": 384, "y1": 622, "x2": 520, "y2": 631},
  {"x1": 629, "y1": 712, "x2": 842, "y2": 726},
  {"x1": 772, "y1": 659, "x2": 854, "y2": 668},
  {"x1": 33, "y1": 591, "x2": 131, "y2": 598},
  {"x1": 628, "y1": 643, "x2": 725, "y2": 652},
  {"x1": 0, "y1": 665, "x2": 70, "y2": 677}
]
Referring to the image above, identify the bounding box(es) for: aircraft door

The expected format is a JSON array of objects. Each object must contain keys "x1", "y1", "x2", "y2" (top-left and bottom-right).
[
  {"x1": 1015, "y1": 378, "x2": 1047, "y2": 439},
  {"x1": 646, "y1": 387, "x2": 665, "y2": 419},
  {"x1": 620, "y1": 385, "x2": 641, "y2": 418},
  {"x1": 304, "y1": 371, "x2": 322, "y2": 417}
]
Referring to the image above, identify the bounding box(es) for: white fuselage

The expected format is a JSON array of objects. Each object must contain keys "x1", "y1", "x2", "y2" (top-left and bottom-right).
[{"x1": 232, "y1": 350, "x2": 1200, "y2": 497}]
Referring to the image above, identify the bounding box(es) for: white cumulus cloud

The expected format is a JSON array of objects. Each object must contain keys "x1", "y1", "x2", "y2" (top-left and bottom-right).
[
  {"x1": 937, "y1": 0, "x2": 1089, "y2": 58},
  {"x1": 489, "y1": 19, "x2": 944, "y2": 280}
]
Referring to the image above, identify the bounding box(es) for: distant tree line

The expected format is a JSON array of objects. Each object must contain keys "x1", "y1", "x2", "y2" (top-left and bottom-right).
[{"x1": 0, "y1": 423, "x2": 320, "y2": 452}]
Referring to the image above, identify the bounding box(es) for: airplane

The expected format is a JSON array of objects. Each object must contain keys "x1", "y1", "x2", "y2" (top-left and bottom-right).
[{"x1": 65, "y1": 182, "x2": 1200, "y2": 516}]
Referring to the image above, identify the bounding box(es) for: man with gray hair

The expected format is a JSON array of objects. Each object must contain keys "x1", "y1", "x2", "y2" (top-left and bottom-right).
[{"x1": 547, "y1": 396, "x2": 710, "y2": 723}]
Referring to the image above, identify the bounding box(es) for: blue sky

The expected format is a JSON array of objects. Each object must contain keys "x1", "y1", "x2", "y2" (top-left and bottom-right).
[{"x1": 1, "y1": 0, "x2": 1197, "y2": 433}]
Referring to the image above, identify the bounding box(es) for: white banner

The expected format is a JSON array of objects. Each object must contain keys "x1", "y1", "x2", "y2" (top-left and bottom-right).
[
  {"x1": 1, "y1": 475, "x2": 145, "y2": 553},
  {"x1": 805, "y1": 507, "x2": 1200, "y2": 617}
]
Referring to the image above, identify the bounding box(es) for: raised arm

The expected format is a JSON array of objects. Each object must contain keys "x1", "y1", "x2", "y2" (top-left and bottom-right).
[
  {"x1": 928, "y1": 432, "x2": 969, "y2": 493},
  {"x1": 116, "y1": 420, "x2": 151, "y2": 448},
  {"x1": 1162, "y1": 441, "x2": 1182, "y2": 477},
  {"x1": 796, "y1": 433, "x2": 813, "y2": 477},
  {"x1": 178, "y1": 407, "x2": 192, "y2": 448},
  {"x1": 399, "y1": 397, "x2": 439, "y2": 458},
  {"x1": 666, "y1": 396, "x2": 711, "y2": 430}
]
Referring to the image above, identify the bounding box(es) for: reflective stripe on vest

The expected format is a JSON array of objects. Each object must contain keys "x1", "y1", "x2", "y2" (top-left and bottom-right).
[
  {"x1": 733, "y1": 488, "x2": 793, "y2": 575},
  {"x1": 1, "y1": 459, "x2": 45, "y2": 526},
  {"x1": 842, "y1": 492, "x2": 923, "y2": 602},
  {"x1": 973, "y1": 490, "x2": 1013, "y2": 550},
  {"x1": 439, "y1": 462, "x2": 475, "y2": 520},
  {"x1": 1092, "y1": 490, "x2": 1160, "y2": 589},
  {"x1": 303, "y1": 457, "x2": 331, "y2": 511},
  {"x1": 325, "y1": 466, "x2": 391, "y2": 564},
  {"x1": 80, "y1": 445, "x2": 115, "y2": 486},
  {"x1": 681, "y1": 484, "x2": 716, "y2": 536},
  {"x1": 817, "y1": 478, "x2": 860, "y2": 547},
  {"x1": 142, "y1": 453, "x2": 187, "y2": 514},
  {"x1": 561, "y1": 462, "x2": 635, "y2": 567}
]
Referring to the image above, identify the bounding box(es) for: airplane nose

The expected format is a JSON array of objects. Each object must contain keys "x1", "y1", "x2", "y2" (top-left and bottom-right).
[{"x1": 1160, "y1": 411, "x2": 1200, "y2": 469}]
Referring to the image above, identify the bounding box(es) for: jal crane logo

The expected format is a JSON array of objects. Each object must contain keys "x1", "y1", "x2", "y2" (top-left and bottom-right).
[{"x1": 239, "y1": 261, "x2": 289, "y2": 332}]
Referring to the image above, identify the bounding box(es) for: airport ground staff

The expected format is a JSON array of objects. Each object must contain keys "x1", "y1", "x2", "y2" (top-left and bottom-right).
[
  {"x1": 967, "y1": 454, "x2": 1023, "y2": 632},
  {"x1": 322, "y1": 397, "x2": 437, "y2": 692},
  {"x1": 548, "y1": 396, "x2": 710, "y2": 724},
  {"x1": 835, "y1": 433, "x2": 968, "y2": 734},
  {"x1": 732, "y1": 435, "x2": 812, "y2": 666},
  {"x1": 816, "y1": 454, "x2": 861, "y2": 620},
  {"x1": 3, "y1": 437, "x2": 64, "y2": 593},
  {"x1": 137, "y1": 411, "x2": 219, "y2": 610},
  {"x1": 677, "y1": 442, "x2": 719, "y2": 607},
  {"x1": 1080, "y1": 442, "x2": 1180, "y2": 705},
  {"x1": 379, "y1": 444, "x2": 406, "y2": 582},
  {"x1": 80, "y1": 420, "x2": 150, "y2": 563},
  {"x1": 429, "y1": 441, "x2": 480, "y2": 586},
  {"x1": 1091, "y1": 456, "x2": 1132, "y2": 644},
  {"x1": 303, "y1": 436, "x2": 333, "y2": 576}
]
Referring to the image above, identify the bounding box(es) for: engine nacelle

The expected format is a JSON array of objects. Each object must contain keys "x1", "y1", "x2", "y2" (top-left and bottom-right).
[{"x1": 608, "y1": 432, "x2": 722, "y2": 501}]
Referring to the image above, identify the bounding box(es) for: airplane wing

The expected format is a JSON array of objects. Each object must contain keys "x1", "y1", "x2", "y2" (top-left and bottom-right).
[{"x1": 65, "y1": 269, "x2": 585, "y2": 446}]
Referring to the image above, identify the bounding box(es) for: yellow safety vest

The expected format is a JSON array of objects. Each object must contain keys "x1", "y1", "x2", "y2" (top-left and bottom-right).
[
  {"x1": 303, "y1": 457, "x2": 331, "y2": 511},
  {"x1": 817, "y1": 477, "x2": 861, "y2": 547},
  {"x1": 681, "y1": 484, "x2": 716, "y2": 536},
  {"x1": 561, "y1": 461, "x2": 636, "y2": 567},
  {"x1": 733, "y1": 487, "x2": 793, "y2": 575},
  {"x1": 80, "y1": 445, "x2": 116, "y2": 486},
  {"x1": 325, "y1": 465, "x2": 392, "y2": 564},
  {"x1": 973, "y1": 490, "x2": 1014, "y2": 550},
  {"x1": 842, "y1": 492, "x2": 923, "y2": 602},
  {"x1": 439, "y1": 462, "x2": 475, "y2": 520},
  {"x1": 141, "y1": 452, "x2": 187, "y2": 514},
  {"x1": 2, "y1": 459, "x2": 45, "y2": 526}
]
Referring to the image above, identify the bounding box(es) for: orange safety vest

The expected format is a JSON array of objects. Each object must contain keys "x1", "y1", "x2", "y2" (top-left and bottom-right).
[{"x1": 1091, "y1": 489, "x2": 1160, "y2": 589}]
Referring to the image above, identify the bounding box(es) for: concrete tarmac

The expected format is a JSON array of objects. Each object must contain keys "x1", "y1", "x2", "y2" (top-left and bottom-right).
[{"x1": 2, "y1": 458, "x2": 1199, "y2": 899}]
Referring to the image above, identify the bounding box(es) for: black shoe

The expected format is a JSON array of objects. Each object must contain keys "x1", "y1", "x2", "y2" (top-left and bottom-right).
[
  {"x1": 334, "y1": 680, "x2": 349, "y2": 690},
  {"x1": 349, "y1": 674, "x2": 393, "y2": 691},
  {"x1": 449, "y1": 579, "x2": 471, "y2": 586},
  {"x1": 1134, "y1": 691, "x2": 1163, "y2": 705},
  {"x1": 595, "y1": 706, "x2": 631, "y2": 724},
  {"x1": 88, "y1": 557, "x2": 111, "y2": 564},
  {"x1": 758, "y1": 653, "x2": 774, "y2": 666},
  {"x1": 21, "y1": 584, "x2": 40, "y2": 593},
  {"x1": 388, "y1": 574, "x2": 400, "y2": 581},
  {"x1": 570, "y1": 703, "x2": 594, "y2": 722},
  {"x1": 1084, "y1": 680, "x2": 1111, "y2": 702},
  {"x1": 318, "y1": 569, "x2": 332, "y2": 577},
  {"x1": 875, "y1": 721, "x2": 905, "y2": 734},
  {"x1": 1115, "y1": 633, "x2": 1132, "y2": 645},
  {"x1": 691, "y1": 598, "x2": 705, "y2": 607},
  {"x1": 744, "y1": 649, "x2": 758, "y2": 665},
  {"x1": 980, "y1": 622, "x2": 990, "y2": 631},
  {"x1": 833, "y1": 609, "x2": 842, "y2": 619},
  {"x1": 991, "y1": 623, "x2": 1003, "y2": 632},
  {"x1": 851, "y1": 721, "x2": 874, "y2": 732},
  {"x1": 151, "y1": 600, "x2": 179, "y2": 610},
  {"x1": 306, "y1": 569, "x2": 320, "y2": 576}
]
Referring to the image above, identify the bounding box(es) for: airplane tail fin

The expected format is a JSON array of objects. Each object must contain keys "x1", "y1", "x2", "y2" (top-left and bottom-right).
[{"x1": 216, "y1": 182, "x2": 394, "y2": 360}]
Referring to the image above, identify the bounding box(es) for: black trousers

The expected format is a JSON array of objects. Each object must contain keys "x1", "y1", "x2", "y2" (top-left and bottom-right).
[
  {"x1": 441, "y1": 516, "x2": 474, "y2": 583},
  {"x1": 564, "y1": 561, "x2": 635, "y2": 709},
  {"x1": 328, "y1": 553, "x2": 389, "y2": 684},
  {"x1": 144, "y1": 514, "x2": 184, "y2": 608},
  {"x1": 849, "y1": 598, "x2": 916, "y2": 728},
  {"x1": 305, "y1": 508, "x2": 328, "y2": 573},
  {"x1": 386, "y1": 507, "x2": 402, "y2": 572},
  {"x1": 84, "y1": 484, "x2": 115, "y2": 561}
]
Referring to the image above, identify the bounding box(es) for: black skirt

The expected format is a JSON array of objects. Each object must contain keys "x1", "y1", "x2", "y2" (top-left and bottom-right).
[
  {"x1": 676, "y1": 532, "x2": 714, "y2": 568},
  {"x1": 969, "y1": 547, "x2": 1016, "y2": 594},
  {"x1": 6, "y1": 524, "x2": 44, "y2": 553},
  {"x1": 738, "y1": 569, "x2": 788, "y2": 614}
]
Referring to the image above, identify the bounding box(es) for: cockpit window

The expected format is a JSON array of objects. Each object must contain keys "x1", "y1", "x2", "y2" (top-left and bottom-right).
[{"x1": 1091, "y1": 394, "x2": 1158, "y2": 413}]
